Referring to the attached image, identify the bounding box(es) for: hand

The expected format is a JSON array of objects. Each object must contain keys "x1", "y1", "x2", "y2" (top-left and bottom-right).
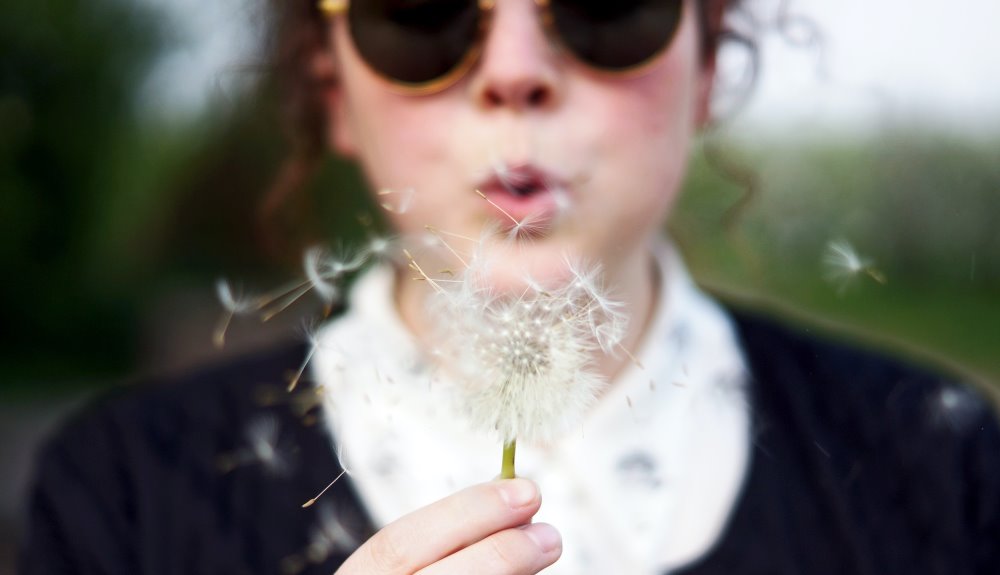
[{"x1": 335, "y1": 479, "x2": 561, "y2": 574}]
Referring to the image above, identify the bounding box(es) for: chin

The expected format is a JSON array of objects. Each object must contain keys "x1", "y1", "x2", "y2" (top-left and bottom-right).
[{"x1": 470, "y1": 239, "x2": 590, "y2": 294}]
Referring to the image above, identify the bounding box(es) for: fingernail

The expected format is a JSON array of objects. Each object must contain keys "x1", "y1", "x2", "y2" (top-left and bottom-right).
[
  {"x1": 498, "y1": 478, "x2": 537, "y2": 509},
  {"x1": 520, "y1": 523, "x2": 561, "y2": 553}
]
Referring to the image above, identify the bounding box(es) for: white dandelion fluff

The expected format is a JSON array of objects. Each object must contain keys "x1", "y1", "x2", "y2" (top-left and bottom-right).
[
  {"x1": 927, "y1": 385, "x2": 983, "y2": 432},
  {"x1": 420, "y1": 252, "x2": 627, "y2": 448},
  {"x1": 245, "y1": 415, "x2": 291, "y2": 475},
  {"x1": 376, "y1": 187, "x2": 415, "y2": 214},
  {"x1": 217, "y1": 414, "x2": 293, "y2": 477},
  {"x1": 303, "y1": 248, "x2": 340, "y2": 307},
  {"x1": 303, "y1": 245, "x2": 368, "y2": 308},
  {"x1": 213, "y1": 279, "x2": 262, "y2": 348},
  {"x1": 302, "y1": 445, "x2": 353, "y2": 508},
  {"x1": 306, "y1": 503, "x2": 360, "y2": 564},
  {"x1": 362, "y1": 235, "x2": 396, "y2": 261},
  {"x1": 822, "y1": 239, "x2": 886, "y2": 294}
]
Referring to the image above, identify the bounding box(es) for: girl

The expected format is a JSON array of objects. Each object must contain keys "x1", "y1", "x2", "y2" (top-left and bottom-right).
[{"x1": 22, "y1": 1, "x2": 1000, "y2": 574}]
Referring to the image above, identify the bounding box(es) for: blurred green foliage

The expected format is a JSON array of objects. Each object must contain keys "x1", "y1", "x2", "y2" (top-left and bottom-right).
[
  {"x1": 2, "y1": 0, "x2": 169, "y2": 384},
  {"x1": 2, "y1": 0, "x2": 997, "y2": 395},
  {"x1": 674, "y1": 132, "x2": 1000, "y2": 387}
]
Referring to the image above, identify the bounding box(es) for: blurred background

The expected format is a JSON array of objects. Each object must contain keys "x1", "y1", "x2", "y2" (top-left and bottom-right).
[{"x1": 2, "y1": 0, "x2": 998, "y2": 570}]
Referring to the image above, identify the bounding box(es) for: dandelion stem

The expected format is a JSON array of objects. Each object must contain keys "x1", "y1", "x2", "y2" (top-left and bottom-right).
[{"x1": 500, "y1": 440, "x2": 517, "y2": 479}]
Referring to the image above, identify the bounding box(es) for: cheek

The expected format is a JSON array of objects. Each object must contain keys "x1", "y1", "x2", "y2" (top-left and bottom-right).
[
  {"x1": 334, "y1": 29, "x2": 458, "y2": 191},
  {"x1": 587, "y1": 62, "x2": 699, "y2": 215},
  {"x1": 343, "y1": 89, "x2": 443, "y2": 184}
]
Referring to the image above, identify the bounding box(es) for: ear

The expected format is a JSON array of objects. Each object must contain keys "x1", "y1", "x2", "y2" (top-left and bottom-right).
[{"x1": 310, "y1": 38, "x2": 358, "y2": 158}]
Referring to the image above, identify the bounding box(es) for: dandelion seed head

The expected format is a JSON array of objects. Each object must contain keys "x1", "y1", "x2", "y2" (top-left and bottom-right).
[{"x1": 427, "y1": 254, "x2": 627, "y2": 444}]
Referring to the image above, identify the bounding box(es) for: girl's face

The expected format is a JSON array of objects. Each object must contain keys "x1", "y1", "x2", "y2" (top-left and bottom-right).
[{"x1": 320, "y1": 0, "x2": 715, "y2": 292}]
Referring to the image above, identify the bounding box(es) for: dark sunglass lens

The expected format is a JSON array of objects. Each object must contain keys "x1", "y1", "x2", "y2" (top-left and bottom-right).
[
  {"x1": 350, "y1": 0, "x2": 481, "y2": 85},
  {"x1": 549, "y1": 0, "x2": 683, "y2": 70}
]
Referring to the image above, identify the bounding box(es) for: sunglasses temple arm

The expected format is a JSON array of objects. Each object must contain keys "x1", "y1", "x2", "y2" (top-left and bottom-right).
[{"x1": 318, "y1": 0, "x2": 348, "y2": 17}]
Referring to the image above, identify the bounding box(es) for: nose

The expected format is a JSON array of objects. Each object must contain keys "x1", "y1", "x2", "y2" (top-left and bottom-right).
[{"x1": 469, "y1": 0, "x2": 562, "y2": 111}]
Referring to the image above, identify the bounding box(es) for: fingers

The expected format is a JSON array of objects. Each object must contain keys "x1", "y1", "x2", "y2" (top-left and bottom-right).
[
  {"x1": 335, "y1": 479, "x2": 544, "y2": 575},
  {"x1": 415, "y1": 522, "x2": 562, "y2": 575}
]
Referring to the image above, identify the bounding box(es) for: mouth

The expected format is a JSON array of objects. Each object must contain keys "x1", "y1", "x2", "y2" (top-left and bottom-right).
[{"x1": 474, "y1": 164, "x2": 570, "y2": 236}]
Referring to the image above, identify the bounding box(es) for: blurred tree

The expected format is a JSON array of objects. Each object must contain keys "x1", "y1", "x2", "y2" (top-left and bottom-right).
[{"x1": 0, "y1": 0, "x2": 168, "y2": 387}]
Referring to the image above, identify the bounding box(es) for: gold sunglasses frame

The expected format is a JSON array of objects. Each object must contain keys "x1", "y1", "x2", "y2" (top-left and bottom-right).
[{"x1": 318, "y1": 0, "x2": 683, "y2": 95}]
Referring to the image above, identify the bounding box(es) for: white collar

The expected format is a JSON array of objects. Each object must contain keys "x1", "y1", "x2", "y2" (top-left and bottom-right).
[{"x1": 313, "y1": 241, "x2": 750, "y2": 574}]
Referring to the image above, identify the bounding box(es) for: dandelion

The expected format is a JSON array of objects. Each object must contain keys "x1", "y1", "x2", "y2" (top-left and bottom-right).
[
  {"x1": 412, "y1": 249, "x2": 627, "y2": 478},
  {"x1": 822, "y1": 239, "x2": 886, "y2": 294},
  {"x1": 216, "y1": 414, "x2": 293, "y2": 477}
]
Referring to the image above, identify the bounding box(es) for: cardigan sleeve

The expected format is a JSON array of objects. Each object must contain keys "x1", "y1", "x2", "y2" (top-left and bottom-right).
[
  {"x1": 19, "y1": 339, "x2": 364, "y2": 575},
  {"x1": 20, "y1": 406, "x2": 139, "y2": 575}
]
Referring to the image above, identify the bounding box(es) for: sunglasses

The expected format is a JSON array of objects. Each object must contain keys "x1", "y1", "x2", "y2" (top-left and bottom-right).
[{"x1": 318, "y1": 0, "x2": 685, "y2": 94}]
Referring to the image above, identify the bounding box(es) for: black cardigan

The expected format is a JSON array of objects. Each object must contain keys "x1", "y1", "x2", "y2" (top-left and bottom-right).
[{"x1": 20, "y1": 309, "x2": 1000, "y2": 574}]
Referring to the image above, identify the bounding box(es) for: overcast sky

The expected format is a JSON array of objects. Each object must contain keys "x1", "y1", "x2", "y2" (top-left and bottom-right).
[
  {"x1": 732, "y1": 0, "x2": 1000, "y2": 135},
  {"x1": 140, "y1": 0, "x2": 1000, "y2": 136}
]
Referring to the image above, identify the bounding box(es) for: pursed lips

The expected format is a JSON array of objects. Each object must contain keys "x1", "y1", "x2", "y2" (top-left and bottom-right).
[{"x1": 474, "y1": 163, "x2": 571, "y2": 228}]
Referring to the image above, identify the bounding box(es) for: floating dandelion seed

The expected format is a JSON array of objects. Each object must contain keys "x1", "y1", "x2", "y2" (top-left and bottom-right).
[
  {"x1": 411, "y1": 248, "x2": 627, "y2": 478},
  {"x1": 305, "y1": 503, "x2": 360, "y2": 564},
  {"x1": 362, "y1": 235, "x2": 396, "y2": 261},
  {"x1": 287, "y1": 322, "x2": 324, "y2": 392},
  {"x1": 302, "y1": 446, "x2": 353, "y2": 508},
  {"x1": 505, "y1": 211, "x2": 548, "y2": 242},
  {"x1": 214, "y1": 279, "x2": 263, "y2": 348},
  {"x1": 473, "y1": 189, "x2": 549, "y2": 243},
  {"x1": 928, "y1": 385, "x2": 982, "y2": 432},
  {"x1": 216, "y1": 414, "x2": 293, "y2": 477},
  {"x1": 485, "y1": 158, "x2": 573, "y2": 223},
  {"x1": 303, "y1": 245, "x2": 369, "y2": 315},
  {"x1": 303, "y1": 247, "x2": 340, "y2": 310},
  {"x1": 216, "y1": 243, "x2": 372, "y2": 331},
  {"x1": 376, "y1": 187, "x2": 415, "y2": 214},
  {"x1": 822, "y1": 239, "x2": 886, "y2": 294},
  {"x1": 253, "y1": 384, "x2": 324, "y2": 422}
]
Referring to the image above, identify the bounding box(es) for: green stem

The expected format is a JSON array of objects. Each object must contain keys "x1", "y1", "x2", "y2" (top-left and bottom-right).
[{"x1": 500, "y1": 440, "x2": 517, "y2": 479}]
